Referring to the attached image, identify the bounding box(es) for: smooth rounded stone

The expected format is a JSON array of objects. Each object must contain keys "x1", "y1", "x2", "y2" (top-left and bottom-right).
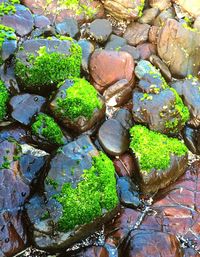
[
  {"x1": 9, "y1": 94, "x2": 46, "y2": 126},
  {"x1": 183, "y1": 126, "x2": 200, "y2": 155},
  {"x1": 153, "y1": 7, "x2": 175, "y2": 26},
  {"x1": 78, "y1": 39, "x2": 95, "y2": 74},
  {"x1": 136, "y1": 43, "x2": 156, "y2": 60},
  {"x1": 49, "y1": 79, "x2": 105, "y2": 133},
  {"x1": 149, "y1": 54, "x2": 172, "y2": 81},
  {"x1": 55, "y1": 18, "x2": 79, "y2": 38},
  {"x1": 172, "y1": 0, "x2": 200, "y2": 18},
  {"x1": 149, "y1": 0, "x2": 171, "y2": 11},
  {"x1": 113, "y1": 108, "x2": 134, "y2": 130},
  {"x1": 117, "y1": 176, "x2": 141, "y2": 208},
  {"x1": 123, "y1": 22, "x2": 150, "y2": 46},
  {"x1": 34, "y1": 15, "x2": 51, "y2": 28},
  {"x1": 25, "y1": 136, "x2": 119, "y2": 252},
  {"x1": 103, "y1": 79, "x2": 133, "y2": 107},
  {"x1": 0, "y1": 4, "x2": 34, "y2": 37},
  {"x1": 113, "y1": 153, "x2": 136, "y2": 177},
  {"x1": 1, "y1": 40, "x2": 17, "y2": 63},
  {"x1": 171, "y1": 77, "x2": 200, "y2": 127},
  {"x1": 138, "y1": 7, "x2": 160, "y2": 25},
  {"x1": 103, "y1": 0, "x2": 145, "y2": 21},
  {"x1": 87, "y1": 19, "x2": 112, "y2": 43},
  {"x1": 90, "y1": 50, "x2": 135, "y2": 92},
  {"x1": 98, "y1": 119, "x2": 129, "y2": 156},
  {"x1": 194, "y1": 16, "x2": 200, "y2": 30},
  {"x1": 105, "y1": 34, "x2": 127, "y2": 50},
  {"x1": 124, "y1": 231, "x2": 183, "y2": 257},
  {"x1": 120, "y1": 44, "x2": 140, "y2": 60},
  {"x1": 157, "y1": 19, "x2": 200, "y2": 78}
]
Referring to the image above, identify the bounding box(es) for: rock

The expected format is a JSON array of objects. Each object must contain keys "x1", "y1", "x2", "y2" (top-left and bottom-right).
[
  {"x1": 117, "y1": 176, "x2": 141, "y2": 208},
  {"x1": 103, "y1": 0, "x2": 145, "y2": 21},
  {"x1": 153, "y1": 7, "x2": 175, "y2": 26},
  {"x1": 123, "y1": 22, "x2": 150, "y2": 46},
  {"x1": 105, "y1": 34, "x2": 127, "y2": 51},
  {"x1": 1, "y1": 40, "x2": 17, "y2": 63},
  {"x1": 0, "y1": 4, "x2": 34, "y2": 37},
  {"x1": 172, "y1": 0, "x2": 200, "y2": 18},
  {"x1": 78, "y1": 39, "x2": 95, "y2": 74},
  {"x1": 25, "y1": 136, "x2": 119, "y2": 252},
  {"x1": 67, "y1": 246, "x2": 109, "y2": 257},
  {"x1": 183, "y1": 126, "x2": 200, "y2": 155},
  {"x1": 149, "y1": 0, "x2": 171, "y2": 11},
  {"x1": 0, "y1": 125, "x2": 31, "y2": 144},
  {"x1": 113, "y1": 153, "x2": 136, "y2": 177},
  {"x1": 86, "y1": 19, "x2": 112, "y2": 43},
  {"x1": 0, "y1": 64, "x2": 20, "y2": 94},
  {"x1": 129, "y1": 125, "x2": 188, "y2": 194},
  {"x1": 113, "y1": 108, "x2": 134, "y2": 130},
  {"x1": 138, "y1": 7, "x2": 159, "y2": 25},
  {"x1": 103, "y1": 79, "x2": 133, "y2": 107},
  {"x1": 15, "y1": 38, "x2": 82, "y2": 94},
  {"x1": 134, "y1": 60, "x2": 163, "y2": 80},
  {"x1": 193, "y1": 16, "x2": 200, "y2": 30},
  {"x1": 55, "y1": 18, "x2": 79, "y2": 38},
  {"x1": 157, "y1": 19, "x2": 200, "y2": 78},
  {"x1": 124, "y1": 231, "x2": 183, "y2": 257},
  {"x1": 98, "y1": 119, "x2": 129, "y2": 156},
  {"x1": 9, "y1": 94, "x2": 46, "y2": 126},
  {"x1": 149, "y1": 54, "x2": 172, "y2": 81},
  {"x1": 120, "y1": 44, "x2": 140, "y2": 60},
  {"x1": 149, "y1": 25, "x2": 160, "y2": 44},
  {"x1": 90, "y1": 50, "x2": 135, "y2": 92},
  {"x1": 171, "y1": 77, "x2": 200, "y2": 127},
  {"x1": 136, "y1": 43, "x2": 156, "y2": 60},
  {"x1": 49, "y1": 79, "x2": 105, "y2": 133},
  {"x1": 34, "y1": 15, "x2": 51, "y2": 28}
]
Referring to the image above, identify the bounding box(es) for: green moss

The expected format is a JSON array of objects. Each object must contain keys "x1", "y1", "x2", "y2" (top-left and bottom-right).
[
  {"x1": 15, "y1": 39, "x2": 82, "y2": 89},
  {"x1": 53, "y1": 152, "x2": 118, "y2": 232},
  {"x1": 137, "y1": 0, "x2": 145, "y2": 17},
  {"x1": 0, "y1": 80, "x2": 9, "y2": 121},
  {"x1": 140, "y1": 93, "x2": 153, "y2": 101},
  {"x1": 56, "y1": 78, "x2": 102, "y2": 120},
  {"x1": 129, "y1": 125, "x2": 188, "y2": 173},
  {"x1": 0, "y1": 24, "x2": 16, "y2": 55},
  {"x1": 32, "y1": 113, "x2": 64, "y2": 145}
]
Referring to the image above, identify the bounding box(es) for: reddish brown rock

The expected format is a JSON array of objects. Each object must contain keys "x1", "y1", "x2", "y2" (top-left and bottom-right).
[
  {"x1": 90, "y1": 50, "x2": 135, "y2": 92},
  {"x1": 136, "y1": 43, "x2": 157, "y2": 60},
  {"x1": 123, "y1": 22, "x2": 151, "y2": 46},
  {"x1": 113, "y1": 153, "x2": 136, "y2": 177},
  {"x1": 149, "y1": 26, "x2": 160, "y2": 44}
]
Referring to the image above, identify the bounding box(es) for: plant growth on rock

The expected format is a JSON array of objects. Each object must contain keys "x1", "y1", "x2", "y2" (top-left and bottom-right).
[
  {"x1": 0, "y1": 80, "x2": 9, "y2": 121},
  {"x1": 0, "y1": 0, "x2": 20, "y2": 16}
]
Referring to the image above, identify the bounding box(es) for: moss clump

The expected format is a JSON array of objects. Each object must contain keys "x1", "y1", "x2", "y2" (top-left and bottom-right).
[
  {"x1": 32, "y1": 113, "x2": 64, "y2": 145},
  {"x1": 0, "y1": 80, "x2": 9, "y2": 121},
  {"x1": 0, "y1": 0, "x2": 20, "y2": 16},
  {"x1": 15, "y1": 39, "x2": 82, "y2": 89},
  {"x1": 56, "y1": 78, "x2": 102, "y2": 120},
  {"x1": 137, "y1": 0, "x2": 145, "y2": 17},
  {"x1": 54, "y1": 152, "x2": 119, "y2": 232},
  {"x1": 130, "y1": 125, "x2": 188, "y2": 173}
]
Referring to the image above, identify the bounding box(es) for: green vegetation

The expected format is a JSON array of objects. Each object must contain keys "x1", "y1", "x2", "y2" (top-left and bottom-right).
[
  {"x1": 32, "y1": 113, "x2": 64, "y2": 145},
  {"x1": 0, "y1": 0, "x2": 20, "y2": 16},
  {"x1": 15, "y1": 39, "x2": 82, "y2": 89},
  {"x1": 140, "y1": 93, "x2": 153, "y2": 101},
  {"x1": 53, "y1": 152, "x2": 118, "y2": 231},
  {"x1": 56, "y1": 78, "x2": 102, "y2": 120},
  {"x1": 0, "y1": 80, "x2": 9, "y2": 121},
  {"x1": 130, "y1": 125, "x2": 188, "y2": 173},
  {"x1": 137, "y1": 0, "x2": 145, "y2": 17}
]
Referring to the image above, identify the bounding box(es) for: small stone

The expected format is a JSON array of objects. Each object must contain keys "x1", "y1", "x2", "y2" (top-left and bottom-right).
[
  {"x1": 105, "y1": 34, "x2": 127, "y2": 50},
  {"x1": 55, "y1": 18, "x2": 79, "y2": 38},
  {"x1": 138, "y1": 7, "x2": 159, "y2": 25},
  {"x1": 87, "y1": 19, "x2": 112, "y2": 43},
  {"x1": 34, "y1": 15, "x2": 51, "y2": 28}
]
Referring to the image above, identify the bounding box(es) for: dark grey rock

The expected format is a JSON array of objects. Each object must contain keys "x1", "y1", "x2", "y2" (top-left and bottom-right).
[
  {"x1": 113, "y1": 108, "x2": 134, "y2": 130},
  {"x1": 105, "y1": 34, "x2": 127, "y2": 50},
  {"x1": 78, "y1": 39, "x2": 95, "y2": 73},
  {"x1": 55, "y1": 18, "x2": 79, "y2": 38},
  {"x1": 87, "y1": 19, "x2": 112, "y2": 43}
]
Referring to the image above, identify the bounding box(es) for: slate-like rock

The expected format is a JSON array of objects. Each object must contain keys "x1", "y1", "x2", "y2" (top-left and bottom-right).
[
  {"x1": 87, "y1": 19, "x2": 112, "y2": 43},
  {"x1": 183, "y1": 126, "x2": 200, "y2": 155},
  {"x1": 78, "y1": 39, "x2": 95, "y2": 74},
  {"x1": 105, "y1": 34, "x2": 127, "y2": 50},
  {"x1": 55, "y1": 18, "x2": 79, "y2": 38}
]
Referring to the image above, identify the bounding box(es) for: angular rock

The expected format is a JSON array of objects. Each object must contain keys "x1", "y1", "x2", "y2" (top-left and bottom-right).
[
  {"x1": 55, "y1": 18, "x2": 79, "y2": 38},
  {"x1": 157, "y1": 19, "x2": 200, "y2": 78},
  {"x1": 90, "y1": 50, "x2": 135, "y2": 92},
  {"x1": 136, "y1": 43, "x2": 156, "y2": 60},
  {"x1": 123, "y1": 22, "x2": 150, "y2": 46},
  {"x1": 138, "y1": 7, "x2": 159, "y2": 25},
  {"x1": 183, "y1": 126, "x2": 200, "y2": 155},
  {"x1": 78, "y1": 39, "x2": 95, "y2": 74},
  {"x1": 1, "y1": 40, "x2": 17, "y2": 63},
  {"x1": 149, "y1": 0, "x2": 171, "y2": 11},
  {"x1": 171, "y1": 77, "x2": 200, "y2": 127},
  {"x1": 120, "y1": 44, "x2": 140, "y2": 60},
  {"x1": 0, "y1": 4, "x2": 34, "y2": 37},
  {"x1": 9, "y1": 94, "x2": 46, "y2": 126},
  {"x1": 153, "y1": 7, "x2": 175, "y2": 26},
  {"x1": 113, "y1": 108, "x2": 134, "y2": 130},
  {"x1": 34, "y1": 15, "x2": 51, "y2": 28},
  {"x1": 98, "y1": 119, "x2": 129, "y2": 156},
  {"x1": 172, "y1": 0, "x2": 200, "y2": 18},
  {"x1": 87, "y1": 19, "x2": 112, "y2": 43},
  {"x1": 105, "y1": 34, "x2": 127, "y2": 50},
  {"x1": 25, "y1": 136, "x2": 119, "y2": 252}
]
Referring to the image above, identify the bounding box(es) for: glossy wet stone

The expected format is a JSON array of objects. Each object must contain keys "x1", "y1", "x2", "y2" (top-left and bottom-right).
[
  {"x1": 98, "y1": 119, "x2": 129, "y2": 156},
  {"x1": 113, "y1": 153, "x2": 136, "y2": 177},
  {"x1": 183, "y1": 126, "x2": 200, "y2": 155}
]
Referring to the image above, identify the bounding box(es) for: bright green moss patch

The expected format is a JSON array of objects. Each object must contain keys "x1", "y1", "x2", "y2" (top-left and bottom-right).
[
  {"x1": 130, "y1": 125, "x2": 188, "y2": 173},
  {"x1": 0, "y1": 24, "x2": 16, "y2": 48},
  {"x1": 54, "y1": 152, "x2": 119, "y2": 232},
  {"x1": 32, "y1": 113, "x2": 64, "y2": 145},
  {"x1": 0, "y1": 80, "x2": 9, "y2": 121},
  {"x1": 56, "y1": 78, "x2": 102, "y2": 120},
  {"x1": 0, "y1": 0, "x2": 20, "y2": 16},
  {"x1": 15, "y1": 39, "x2": 82, "y2": 89}
]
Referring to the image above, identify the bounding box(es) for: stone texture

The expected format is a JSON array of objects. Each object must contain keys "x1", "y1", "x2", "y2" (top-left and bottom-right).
[
  {"x1": 113, "y1": 153, "x2": 136, "y2": 177},
  {"x1": 149, "y1": 0, "x2": 171, "y2": 11},
  {"x1": 183, "y1": 126, "x2": 200, "y2": 155},
  {"x1": 87, "y1": 19, "x2": 112, "y2": 43},
  {"x1": 34, "y1": 15, "x2": 51, "y2": 28},
  {"x1": 172, "y1": 0, "x2": 200, "y2": 18},
  {"x1": 138, "y1": 7, "x2": 159, "y2": 25},
  {"x1": 157, "y1": 19, "x2": 200, "y2": 78},
  {"x1": 136, "y1": 43, "x2": 156, "y2": 60},
  {"x1": 55, "y1": 18, "x2": 79, "y2": 38},
  {"x1": 78, "y1": 39, "x2": 95, "y2": 74},
  {"x1": 90, "y1": 50, "x2": 135, "y2": 92},
  {"x1": 153, "y1": 8, "x2": 175, "y2": 27},
  {"x1": 105, "y1": 34, "x2": 127, "y2": 50}
]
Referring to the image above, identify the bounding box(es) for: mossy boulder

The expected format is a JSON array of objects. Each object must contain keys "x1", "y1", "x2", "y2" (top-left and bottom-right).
[
  {"x1": 15, "y1": 38, "x2": 82, "y2": 95},
  {"x1": 25, "y1": 135, "x2": 119, "y2": 252},
  {"x1": 130, "y1": 125, "x2": 188, "y2": 194},
  {"x1": 50, "y1": 78, "x2": 105, "y2": 133},
  {"x1": 0, "y1": 80, "x2": 9, "y2": 121}
]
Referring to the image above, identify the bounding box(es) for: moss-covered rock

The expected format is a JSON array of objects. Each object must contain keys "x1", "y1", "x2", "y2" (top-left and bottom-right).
[
  {"x1": 31, "y1": 113, "x2": 64, "y2": 145},
  {"x1": 50, "y1": 78, "x2": 105, "y2": 133},
  {"x1": 0, "y1": 0, "x2": 20, "y2": 17},
  {"x1": 0, "y1": 80, "x2": 9, "y2": 121},
  {"x1": 129, "y1": 125, "x2": 188, "y2": 194},
  {"x1": 15, "y1": 38, "x2": 82, "y2": 94}
]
